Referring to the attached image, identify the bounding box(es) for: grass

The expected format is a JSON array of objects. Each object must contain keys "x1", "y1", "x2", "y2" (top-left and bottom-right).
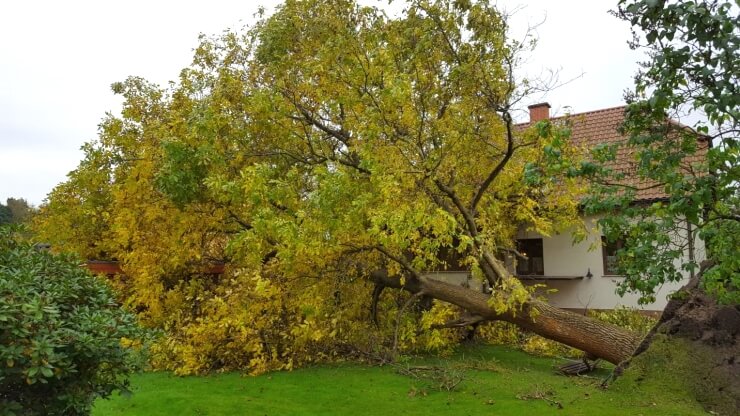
[{"x1": 93, "y1": 345, "x2": 706, "y2": 416}]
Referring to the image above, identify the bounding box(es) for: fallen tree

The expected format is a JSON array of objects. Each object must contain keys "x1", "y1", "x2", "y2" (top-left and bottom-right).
[
  {"x1": 372, "y1": 270, "x2": 641, "y2": 364},
  {"x1": 33, "y1": 4, "x2": 733, "y2": 403}
]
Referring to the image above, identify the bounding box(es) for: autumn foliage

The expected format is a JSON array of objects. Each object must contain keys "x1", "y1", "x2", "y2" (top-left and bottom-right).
[{"x1": 34, "y1": 0, "x2": 624, "y2": 374}]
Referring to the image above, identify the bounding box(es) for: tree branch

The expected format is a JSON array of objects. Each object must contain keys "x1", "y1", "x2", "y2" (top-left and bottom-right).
[
  {"x1": 393, "y1": 291, "x2": 425, "y2": 354},
  {"x1": 470, "y1": 110, "x2": 515, "y2": 211},
  {"x1": 371, "y1": 283, "x2": 385, "y2": 328}
]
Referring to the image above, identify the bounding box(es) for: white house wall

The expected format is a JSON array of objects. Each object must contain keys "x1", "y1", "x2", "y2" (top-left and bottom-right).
[{"x1": 515, "y1": 215, "x2": 705, "y2": 312}]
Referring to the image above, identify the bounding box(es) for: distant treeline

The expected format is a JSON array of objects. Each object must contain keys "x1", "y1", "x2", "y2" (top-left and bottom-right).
[{"x1": 0, "y1": 197, "x2": 34, "y2": 224}]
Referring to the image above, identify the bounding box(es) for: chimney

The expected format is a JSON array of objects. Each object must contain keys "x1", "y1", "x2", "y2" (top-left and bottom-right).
[{"x1": 528, "y1": 102, "x2": 551, "y2": 123}]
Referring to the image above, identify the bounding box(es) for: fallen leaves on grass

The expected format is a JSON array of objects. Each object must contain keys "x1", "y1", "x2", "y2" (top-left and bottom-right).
[
  {"x1": 395, "y1": 365, "x2": 466, "y2": 392},
  {"x1": 516, "y1": 384, "x2": 564, "y2": 409}
]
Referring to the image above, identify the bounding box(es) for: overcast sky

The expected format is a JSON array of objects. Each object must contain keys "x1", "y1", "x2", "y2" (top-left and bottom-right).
[{"x1": 0, "y1": 0, "x2": 640, "y2": 206}]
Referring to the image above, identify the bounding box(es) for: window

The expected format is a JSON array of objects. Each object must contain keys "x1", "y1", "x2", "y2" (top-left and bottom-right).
[
  {"x1": 436, "y1": 245, "x2": 467, "y2": 272},
  {"x1": 516, "y1": 238, "x2": 544, "y2": 276},
  {"x1": 602, "y1": 236, "x2": 624, "y2": 275}
]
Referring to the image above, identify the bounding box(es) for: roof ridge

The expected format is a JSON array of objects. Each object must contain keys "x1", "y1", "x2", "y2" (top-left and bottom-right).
[
  {"x1": 515, "y1": 104, "x2": 627, "y2": 126},
  {"x1": 549, "y1": 105, "x2": 627, "y2": 120}
]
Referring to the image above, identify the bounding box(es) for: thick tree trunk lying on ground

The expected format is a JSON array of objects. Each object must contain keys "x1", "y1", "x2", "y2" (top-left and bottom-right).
[{"x1": 373, "y1": 271, "x2": 642, "y2": 365}]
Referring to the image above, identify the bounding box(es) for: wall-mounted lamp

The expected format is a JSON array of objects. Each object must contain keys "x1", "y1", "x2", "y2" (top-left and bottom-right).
[{"x1": 585, "y1": 268, "x2": 593, "y2": 279}]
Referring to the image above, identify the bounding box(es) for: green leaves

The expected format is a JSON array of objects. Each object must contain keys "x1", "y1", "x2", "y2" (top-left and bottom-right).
[
  {"x1": 0, "y1": 226, "x2": 147, "y2": 415},
  {"x1": 155, "y1": 141, "x2": 209, "y2": 206},
  {"x1": 34, "y1": 0, "x2": 588, "y2": 375},
  {"x1": 597, "y1": 0, "x2": 739, "y2": 304}
]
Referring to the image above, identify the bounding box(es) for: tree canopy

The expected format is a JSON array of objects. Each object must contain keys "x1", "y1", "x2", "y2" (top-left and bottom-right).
[
  {"x1": 35, "y1": 0, "x2": 643, "y2": 374},
  {"x1": 0, "y1": 198, "x2": 34, "y2": 225},
  {"x1": 586, "y1": 0, "x2": 738, "y2": 304},
  {"x1": 0, "y1": 204, "x2": 10, "y2": 225},
  {"x1": 590, "y1": 4, "x2": 740, "y2": 412}
]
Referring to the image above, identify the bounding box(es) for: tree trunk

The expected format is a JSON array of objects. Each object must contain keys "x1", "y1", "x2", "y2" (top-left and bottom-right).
[{"x1": 374, "y1": 271, "x2": 642, "y2": 365}]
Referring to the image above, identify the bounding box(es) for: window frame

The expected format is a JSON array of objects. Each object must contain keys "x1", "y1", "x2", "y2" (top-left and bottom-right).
[
  {"x1": 515, "y1": 238, "x2": 545, "y2": 276},
  {"x1": 601, "y1": 236, "x2": 625, "y2": 276}
]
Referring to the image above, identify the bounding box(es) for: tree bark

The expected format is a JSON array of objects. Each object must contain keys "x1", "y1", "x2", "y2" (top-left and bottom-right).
[{"x1": 373, "y1": 271, "x2": 642, "y2": 365}]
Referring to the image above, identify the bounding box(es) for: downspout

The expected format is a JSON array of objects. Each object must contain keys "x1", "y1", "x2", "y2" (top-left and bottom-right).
[{"x1": 687, "y1": 219, "x2": 695, "y2": 279}]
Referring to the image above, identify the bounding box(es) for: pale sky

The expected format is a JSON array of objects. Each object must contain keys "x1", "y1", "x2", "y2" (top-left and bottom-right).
[{"x1": 0, "y1": 0, "x2": 640, "y2": 206}]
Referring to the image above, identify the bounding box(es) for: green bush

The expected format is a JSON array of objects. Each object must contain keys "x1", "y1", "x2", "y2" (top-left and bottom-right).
[{"x1": 0, "y1": 227, "x2": 146, "y2": 416}]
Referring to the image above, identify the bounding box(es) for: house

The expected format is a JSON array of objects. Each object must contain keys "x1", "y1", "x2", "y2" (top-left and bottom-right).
[
  {"x1": 510, "y1": 103, "x2": 707, "y2": 312},
  {"x1": 425, "y1": 103, "x2": 707, "y2": 312}
]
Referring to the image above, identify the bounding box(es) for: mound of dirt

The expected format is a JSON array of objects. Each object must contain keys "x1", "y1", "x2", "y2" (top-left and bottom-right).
[{"x1": 616, "y1": 281, "x2": 739, "y2": 415}]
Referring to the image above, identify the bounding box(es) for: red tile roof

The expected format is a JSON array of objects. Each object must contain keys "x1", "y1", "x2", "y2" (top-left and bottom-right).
[{"x1": 519, "y1": 105, "x2": 709, "y2": 201}]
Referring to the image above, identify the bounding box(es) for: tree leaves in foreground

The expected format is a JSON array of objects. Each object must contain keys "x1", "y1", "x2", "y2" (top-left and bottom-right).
[
  {"x1": 586, "y1": 0, "x2": 738, "y2": 304},
  {"x1": 0, "y1": 226, "x2": 147, "y2": 416},
  {"x1": 35, "y1": 0, "x2": 640, "y2": 374}
]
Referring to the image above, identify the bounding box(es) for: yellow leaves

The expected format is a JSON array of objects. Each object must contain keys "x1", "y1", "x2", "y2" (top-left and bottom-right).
[
  {"x1": 252, "y1": 273, "x2": 273, "y2": 297},
  {"x1": 33, "y1": 0, "x2": 594, "y2": 376},
  {"x1": 290, "y1": 318, "x2": 327, "y2": 345},
  {"x1": 521, "y1": 335, "x2": 580, "y2": 359},
  {"x1": 120, "y1": 337, "x2": 142, "y2": 349},
  {"x1": 476, "y1": 321, "x2": 521, "y2": 346},
  {"x1": 419, "y1": 301, "x2": 458, "y2": 351},
  {"x1": 141, "y1": 262, "x2": 385, "y2": 375},
  {"x1": 487, "y1": 275, "x2": 534, "y2": 317}
]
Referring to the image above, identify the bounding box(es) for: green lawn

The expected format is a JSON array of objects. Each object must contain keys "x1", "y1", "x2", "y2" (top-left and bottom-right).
[{"x1": 93, "y1": 345, "x2": 706, "y2": 415}]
